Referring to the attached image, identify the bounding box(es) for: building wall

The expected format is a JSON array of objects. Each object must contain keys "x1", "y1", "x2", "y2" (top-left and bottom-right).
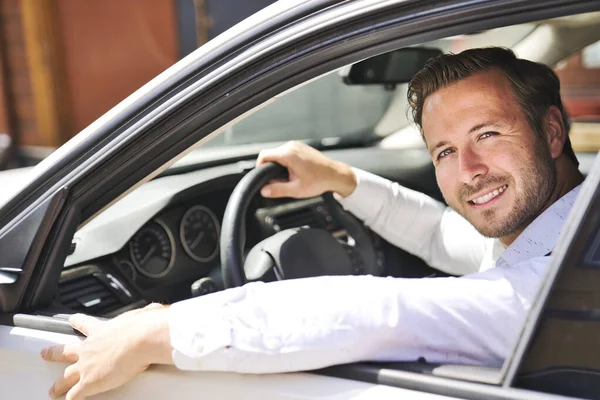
[
  {"x1": 55, "y1": 0, "x2": 179, "y2": 137},
  {"x1": 0, "y1": 0, "x2": 179, "y2": 148},
  {"x1": 0, "y1": 0, "x2": 36, "y2": 146}
]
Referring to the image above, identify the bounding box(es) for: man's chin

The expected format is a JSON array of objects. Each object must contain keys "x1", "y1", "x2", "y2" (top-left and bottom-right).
[
  {"x1": 473, "y1": 224, "x2": 505, "y2": 238},
  {"x1": 452, "y1": 203, "x2": 521, "y2": 238},
  {"x1": 470, "y1": 215, "x2": 524, "y2": 239},
  {"x1": 466, "y1": 213, "x2": 511, "y2": 238}
]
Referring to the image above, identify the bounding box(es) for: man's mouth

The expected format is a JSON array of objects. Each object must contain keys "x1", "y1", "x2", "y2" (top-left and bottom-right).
[{"x1": 468, "y1": 184, "x2": 508, "y2": 205}]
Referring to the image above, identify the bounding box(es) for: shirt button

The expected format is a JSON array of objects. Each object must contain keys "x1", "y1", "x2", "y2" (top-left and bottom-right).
[{"x1": 264, "y1": 336, "x2": 281, "y2": 351}]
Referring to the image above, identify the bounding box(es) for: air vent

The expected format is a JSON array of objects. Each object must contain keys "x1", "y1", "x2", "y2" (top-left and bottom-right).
[
  {"x1": 58, "y1": 273, "x2": 133, "y2": 316},
  {"x1": 273, "y1": 208, "x2": 318, "y2": 231}
]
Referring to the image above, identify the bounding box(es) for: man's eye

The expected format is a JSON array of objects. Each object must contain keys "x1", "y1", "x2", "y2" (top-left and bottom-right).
[
  {"x1": 437, "y1": 148, "x2": 454, "y2": 160},
  {"x1": 478, "y1": 131, "x2": 498, "y2": 140}
]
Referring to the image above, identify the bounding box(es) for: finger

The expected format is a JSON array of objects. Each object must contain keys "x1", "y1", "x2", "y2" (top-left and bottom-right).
[
  {"x1": 49, "y1": 364, "x2": 80, "y2": 399},
  {"x1": 144, "y1": 302, "x2": 165, "y2": 310},
  {"x1": 257, "y1": 142, "x2": 300, "y2": 167},
  {"x1": 261, "y1": 180, "x2": 302, "y2": 198},
  {"x1": 41, "y1": 343, "x2": 80, "y2": 363},
  {"x1": 65, "y1": 381, "x2": 87, "y2": 400},
  {"x1": 69, "y1": 314, "x2": 102, "y2": 336},
  {"x1": 256, "y1": 148, "x2": 286, "y2": 167}
]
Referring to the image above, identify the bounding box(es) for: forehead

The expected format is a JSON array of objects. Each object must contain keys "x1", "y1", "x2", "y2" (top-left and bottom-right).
[{"x1": 421, "y1": 69, "x2": 521, "y2": 142}]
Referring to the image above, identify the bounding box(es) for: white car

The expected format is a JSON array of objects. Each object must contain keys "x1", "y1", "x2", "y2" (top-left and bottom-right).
[{"x1": 1, "y1": 0, "x2": 600, "y2": 399}]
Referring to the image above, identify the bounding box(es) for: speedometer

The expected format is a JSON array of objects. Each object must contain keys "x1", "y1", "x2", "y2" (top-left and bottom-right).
[
  {"x1": 180, "y1": 205, "x2": 220, "y2": 262},
  {"x1": 129, "y1": 220, "x2": 175, "y2": 278}
]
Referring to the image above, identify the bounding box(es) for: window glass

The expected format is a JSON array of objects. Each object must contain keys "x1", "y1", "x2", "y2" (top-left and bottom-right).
[
  {"x1": 515, "y1": 185, "x2": 600, "y2": 398},
  {"x1": 556, "y1": 40, "x2": 600, "y2": 152},
  {"x1": 583, "y1": 41, "x2": 600, "y2": 69},
  {"x1": 203, "y1": 72, "x2": 394, "y2": 147}
]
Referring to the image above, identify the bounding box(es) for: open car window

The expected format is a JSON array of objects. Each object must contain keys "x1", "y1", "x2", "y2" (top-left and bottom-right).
[
  {"x1": 3, "y1": 2, "x2": 600, "y2": 400},
  {"x1": 503, "y1": 152, "x2": 600, "y2": 397}
]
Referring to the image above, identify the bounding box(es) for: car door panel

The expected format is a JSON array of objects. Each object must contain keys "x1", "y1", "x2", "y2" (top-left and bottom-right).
[{"x1": 0, "y1": 324, "x2": 461, "y2": 400}]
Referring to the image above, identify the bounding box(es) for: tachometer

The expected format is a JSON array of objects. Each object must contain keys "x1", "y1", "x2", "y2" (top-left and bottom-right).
[
  {"x1": 180, "y1": 205, "x2": 220, "y2": 262},
  {"x1": 129, "y1": 220, "x2": 175, "y2": 278}
]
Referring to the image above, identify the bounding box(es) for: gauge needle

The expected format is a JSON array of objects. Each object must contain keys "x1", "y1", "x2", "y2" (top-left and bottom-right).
[
  {"x1": 190, "y1": 231, "x2": 205, "y2": 250},
  {"x1": 140, "y1": 245, "x2": 157, "y2": 265}
]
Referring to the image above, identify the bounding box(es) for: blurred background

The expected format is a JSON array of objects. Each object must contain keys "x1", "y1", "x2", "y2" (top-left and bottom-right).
[
  {"x1": 0, "y1": 0, "x2": 598, "y2": 170},
  {"x1": 0, "y1": 0, "x2": 279, "y2": 169}
]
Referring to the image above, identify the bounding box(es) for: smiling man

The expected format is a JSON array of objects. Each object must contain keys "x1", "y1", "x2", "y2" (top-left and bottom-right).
[{"x1": 42, "y1": 47, "x2": 584, "y2": 400}]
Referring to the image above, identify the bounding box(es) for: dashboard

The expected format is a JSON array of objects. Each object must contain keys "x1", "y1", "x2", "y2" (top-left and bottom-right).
[
  {"x1": 56, "y1": 158, "x2": 389, "y2": 318},
  {"x1": 57, "y1": 141, "x2": 574, "y2": 318}
]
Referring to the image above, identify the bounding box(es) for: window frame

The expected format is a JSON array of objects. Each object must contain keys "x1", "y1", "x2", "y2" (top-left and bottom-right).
[
  {"x1": 0, "y1": 1, "x2": 599, "y2": 399},
  {"x1": 503, "y1": 153, "x2": 600, "y2": 388}
]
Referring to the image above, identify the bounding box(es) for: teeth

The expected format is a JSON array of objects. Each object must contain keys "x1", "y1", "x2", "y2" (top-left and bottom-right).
[{"x1": 471, "y1": 185, "x2": 507, "y2": 205}]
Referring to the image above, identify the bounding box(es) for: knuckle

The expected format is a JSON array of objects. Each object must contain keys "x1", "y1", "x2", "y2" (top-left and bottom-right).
[
  {"x1": 69, "y1": 313, "x2": 84, "y2": 325},
  {"x1": 77, "y1": 373, "x2": 91, "y2": 386},
  {"x1": 289, "y1": 141, "x2": 302, "y2": 151},
  {"x1": 144, "y1": 302, "x2": 164, "y2": 310}
]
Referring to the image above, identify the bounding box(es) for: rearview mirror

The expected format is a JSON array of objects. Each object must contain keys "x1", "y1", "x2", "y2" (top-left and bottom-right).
[{"x1": 343, "y1": 47, "x2": 443, "y2": 87}]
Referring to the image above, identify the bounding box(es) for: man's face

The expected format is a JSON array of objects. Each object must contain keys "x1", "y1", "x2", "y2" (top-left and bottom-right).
[{"x1": 422, "y1": 69, "x2": 556, "y2": 238}]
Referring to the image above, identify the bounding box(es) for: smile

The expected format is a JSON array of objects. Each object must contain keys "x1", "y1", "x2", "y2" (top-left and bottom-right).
[{"x1": 469, "y1": 184, "x2": 508, "y2": 205}]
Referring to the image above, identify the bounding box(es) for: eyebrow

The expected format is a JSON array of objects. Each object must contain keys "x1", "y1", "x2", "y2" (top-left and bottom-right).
[
  {"x1": 468, "y1": 120, "x2": 500, "y2": 134},
  {"x1": 428, "y1": 140, "x2": 449, "y2": 156},
  {"x1": 428, "y1": 120, "x2": 501, "y2": 156}
]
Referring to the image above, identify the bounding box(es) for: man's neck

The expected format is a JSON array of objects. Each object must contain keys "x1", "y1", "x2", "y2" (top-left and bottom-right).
[{"x1": 499, "y1": 161, "x2": 584, "y2": 248}]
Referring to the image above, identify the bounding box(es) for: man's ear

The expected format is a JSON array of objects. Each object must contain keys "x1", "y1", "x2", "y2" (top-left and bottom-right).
[{"x1": 545, "y1": 106, "x2": 567, "y2": 160}]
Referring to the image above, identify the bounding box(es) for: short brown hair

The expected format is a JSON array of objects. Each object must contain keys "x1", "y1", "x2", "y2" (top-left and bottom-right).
[{"x1": 407, "y1": 47, "x2": 578, "y2": 166}]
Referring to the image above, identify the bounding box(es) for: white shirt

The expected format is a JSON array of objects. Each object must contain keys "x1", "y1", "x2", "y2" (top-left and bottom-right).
[{"x1": 169, "y1": 169, "x2": 581, "y2": 373}]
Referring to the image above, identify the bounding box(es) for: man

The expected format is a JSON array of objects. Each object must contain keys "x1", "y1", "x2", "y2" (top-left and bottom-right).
[{"x1": 41, "y1": 47, "x2": 584, "y2": 399}]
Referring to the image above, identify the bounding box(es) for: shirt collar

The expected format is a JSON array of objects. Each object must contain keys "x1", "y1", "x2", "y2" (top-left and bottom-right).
[{"x1": 497, "y1": 184, "x2": 582, "y2": 268}]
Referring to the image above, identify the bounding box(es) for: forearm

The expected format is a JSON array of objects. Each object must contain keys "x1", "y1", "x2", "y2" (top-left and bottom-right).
[
  {"x1": 167, "y1": 270, "x2": 539, "y2": 373},
  {"x1": 337, "y1": 169, "x2": 446, "y2": 263}
]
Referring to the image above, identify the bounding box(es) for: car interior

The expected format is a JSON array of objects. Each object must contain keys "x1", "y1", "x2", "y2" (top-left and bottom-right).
[{"x1": 32, "y1": 9, "x2": 600, "y2": 396}]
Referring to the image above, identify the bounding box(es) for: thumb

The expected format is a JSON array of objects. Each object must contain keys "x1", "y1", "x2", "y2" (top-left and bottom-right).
[
  {"x1": 261, "y1": 180, "x2": 302, "y2": 198},
  {"x1": 69, "y1": 313, "x2": 102, "y2": 337}
]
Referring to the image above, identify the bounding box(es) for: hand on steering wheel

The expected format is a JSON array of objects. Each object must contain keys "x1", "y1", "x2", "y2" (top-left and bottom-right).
[
  {"x1": 220, "y1": 142, "x2": 381, "y2": 289},
  {"x1": 256, "y1": 141, "x2": 357, "y2": 199}
]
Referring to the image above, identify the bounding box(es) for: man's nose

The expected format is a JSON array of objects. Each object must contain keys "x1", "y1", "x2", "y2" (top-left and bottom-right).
[{"x1": 457, "y1": 147, "x2": 488, "y2": 183}]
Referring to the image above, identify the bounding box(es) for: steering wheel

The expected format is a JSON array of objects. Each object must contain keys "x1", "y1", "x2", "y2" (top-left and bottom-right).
[{"x1": 220, "y1": 162, "x2": 381, "y2": 289}]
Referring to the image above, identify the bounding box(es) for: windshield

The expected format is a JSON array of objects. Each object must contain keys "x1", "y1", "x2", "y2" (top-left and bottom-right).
[
  {"x1": 203, "y1": 72, "x2": 394, "y2": 147},
  {"x1": 200, "y1": 23, "x2": 537, "y2": 149}
]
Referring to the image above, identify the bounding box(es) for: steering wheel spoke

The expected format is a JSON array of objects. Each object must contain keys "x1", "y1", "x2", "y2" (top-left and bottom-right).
[{"x1": 220, "y1": 162, "x2": 381, "y2": 289}]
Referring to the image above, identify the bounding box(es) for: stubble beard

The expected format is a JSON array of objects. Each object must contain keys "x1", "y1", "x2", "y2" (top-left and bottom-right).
[{"x1": 446, "y1": 150, "x2": 556, "y2": 239}]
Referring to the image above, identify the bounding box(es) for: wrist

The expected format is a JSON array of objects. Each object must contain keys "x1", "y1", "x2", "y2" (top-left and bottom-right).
[
  {"x1": 135, "y1": 307, "x2": 174, "y2": 365},
  {"x1": 332, "y1": 162, "x2": 357, "y2": 198}
]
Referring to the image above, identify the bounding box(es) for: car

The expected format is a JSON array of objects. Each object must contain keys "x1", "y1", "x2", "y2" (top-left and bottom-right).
[{"x1": 1, "y1": 0, "x2": 600, "y2": 399}]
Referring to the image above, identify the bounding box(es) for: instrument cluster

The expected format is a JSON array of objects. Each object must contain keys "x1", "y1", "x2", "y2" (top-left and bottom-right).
[
  {"x1": 123, "y1": 203, "x2": 222, "y2": 282},
  {"x1": 112, "y1": 186, "x2": 235, "y2": 288}
]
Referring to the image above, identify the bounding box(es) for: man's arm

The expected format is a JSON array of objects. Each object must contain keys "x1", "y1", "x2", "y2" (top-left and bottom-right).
[
  {"x1": 338, "y1": 168, "x2": 490, "y2": 275},
  {"x1": 257, "y1": 141, "x2": 489, "y2": 275},
  {"x1": 169, "y1": 260, "x2": 546, "y2": 373},
  {"x1": 43, "y1": 256, "x2": 548, "y2": 398}
]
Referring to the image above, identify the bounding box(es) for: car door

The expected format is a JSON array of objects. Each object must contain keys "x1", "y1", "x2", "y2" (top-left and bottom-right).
[{"x1": 1, "y1": 1, "x2": 600, "y2": 399}]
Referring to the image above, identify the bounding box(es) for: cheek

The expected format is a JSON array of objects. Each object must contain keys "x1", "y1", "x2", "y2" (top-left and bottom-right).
[
  {"x1": 435, "y1": 166, "x2": 458, "y2": 199},
  {"x1": 488, "y1": 149, "x2": 518, "y2": 176}
]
